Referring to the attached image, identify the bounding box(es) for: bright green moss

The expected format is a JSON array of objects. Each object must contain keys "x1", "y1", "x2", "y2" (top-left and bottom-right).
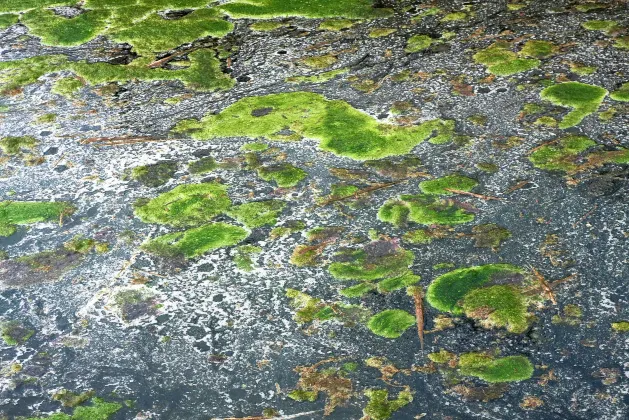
[
  {"x1": 369, "y1": 28, "x2": 396, "y2": 38},
  {"x1": 378, "y1": 194, "x2": 475, "y2": 227},
  {"x1": 458, "y1": 353, "x2": 534, "y2": 383},
  {"x1": 376, "y1": 272, "x2": 420, "y2": 293},
  {"x1": 0, "y1": 50, "x2": 234, "y2": 95},
  {"x1": 419, "y1": 174, "x2": 478, "y2": 195},
  {"x1": 225, "y1": 200, "x2": 286, "y2": 228},
  {"x1": 64, "y1": 236, "x2": 107, "y2": 255},
  {"x1": 36, "y1": 113, "x2": 57, "y2": 124},
  {"x1": 519, "y1": 40, "x2": 555, "y2": 58},
  {"x1": 0, "y1": 136, "x2": 38, "y2": 155},
  {"x1": 402, "y1": 229, "x2": 433, "y2": 244},
  {"x1": 340, "y1": 282, "x2": 375, "y2": 298},
  {"x1": 461, "y1": 285, "x2": 530, "y2": 333},
  {"x1": 111, "y1": 9, "x2": 233, "y2": 56},
  {"x1": 367, "y1": 309, "x2": 415, "y2": 338},
  {"x1": 241, "y1": 142, "x2": 269, "y2": 152},
  {"x1": 529, "y1": 135, "x2": 596, "y2": 172},
  {"x1": 428, "y1": 349, "x2": 456, "y2": 364},
  {"x1": 611, "y1": 321, "x2": 629, "y2": 332},
  {"x1": 21, "y1": 8, "x2": 110, "y2": 47},
  {"x1": 441, "y1": 12, "x2": 467, "y2": 22},
  {"x1": 581, "y1": 20, "x2": 618, "y2": 32},
  {"x1": 0, "y1": 201, "x2": 75, "y2": 237},
  {"x1": 540, "y1": 82, "x2": 608, "y2": 128},
  {"x1": 27, "y1": 396, "x2": 122, "y2": 420},
  {"x1": 134, "y1": 183, "x2": 231, "y2": 227},
  {"x1": 286, "y1": 289, "x2": 337, "y2": 323},
  {"x1": 473, "y1": 42, "x2": 540, "y2": 76},
  {"x1": 328, "y1": 247, "x2": 414, "y2": 281},
  {"x1": 257, "y1": 163, "x2": 307, "y2": 187},
  {"x1": 316, "y1": 184, "x2": 359, "y2": 205},
  {"x1": 143, "y1": 222, "x2": 249, "y2": 258},
  {"x1": 533, "y1": 116, "x2": 557, "y2": 127},
  {"x1": 569, "y1": 63, "x2": 597, "y2": 75},
  {"x1": 615, "y1": 36, "x2": 629, "y2": 49},
  {"x1": 610, "y1": 83, "x2": 629, "y2": 102},
  {"x1": 219, "y1": 0, "x2": 392, "y2": 19},
  {"x1": 0, "y1": 13, "x2": 18, "y2": 29},
  {"x1": 1, "y1": 320, "x2": 34, "y2": 346},
  {"x1": 173, "y1": 92, "x2": 454, "y2": 160},
  {"x1": 363, "y1": 389, "x2": 413, "y2": 420},
  {"x1": 286, "y1": 68, "x2": 348, "y2": 84},
  {"x1": 233, "y1": 245, "x2": 262, "y2": 271},
  {"x1": 405, "y1": 34, "x2": 433, "y2": 53},
  {"x1": 318, "y1": 19, "x2": 357, "y2": 31},
  {"x1": 287, "y1": 389, "x2": 318, "y2": 402},
  {"x1": 426, "y1": 264, "x2": 525, "y2": 314},
  {"x1": 131, "y1": 161, "x2": 177, "y2": 188}
]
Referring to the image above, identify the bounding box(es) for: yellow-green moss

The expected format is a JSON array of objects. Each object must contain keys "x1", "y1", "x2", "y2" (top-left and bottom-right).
[
  {"x1": 173, "y1": 92, "x2": 454, "y2": 160},
  {"x1": 378, "y1": 194, "x2": 475, "y2": 227},
  {"x1": 529, "y1": 136, "x2": 596, "y2": 172},
  {"x1": 458, "y1": 353, "x2": 534, "y2": 383},
  {"x1": 367, "y1": 309, "x2": 415, "y2": 338},
  {"x1": 1, "y1": 320, "x2": 34, "y2": 346},
  {"x1": 419, "y1": 174, "x2": 478, "y2": 195},
  {"x1": 363, "y1": 388, "x2": 413, "y2": 420},
  {"x1": 0, "y1": 136, "x2": 38, "y2": 155},
  {"x1": 461, "y1": 285, "x2": 530, "y2": 333},
  {"x1": 610, "y1": 83, "x2": 629, "y2": 102},
  {"x1": 611, "y1": 321, "x2": 629, "y2": 332},
  {"x1": 405, "y1": 34, "x2": 433, "y2": 53},
  {"x1": 540, "y1": 82, "x2": 608, "y2": 128},
  {"x1": 225, "y1": 200, "x2": 286, "y2": 228},
  {"x1": 219, "y1": 0, "x2": 392, "y2": 19},
  {"x1": 0, "y1": 201, "x2": 75, "y2": 237},
  {"x1": 130, "y1": 161, "x2": 177, "y2": 188}
]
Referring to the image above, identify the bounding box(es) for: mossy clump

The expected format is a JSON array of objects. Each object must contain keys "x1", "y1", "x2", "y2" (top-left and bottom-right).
[
  {"x1": 226, "y1": 200, "x2": 286, "y2": 228},
  {"x1": 0, "y1": 201, "x2": 75, "y2": 237},
  {"x1": 610, "y1": 83, "x2": 629, "y2": 102},
  {"x1": 64, "y1": 236, "x2": 108, "y2": 255},
  {"x1": 142, "y1": 222, "x2": 249, "y2": 259},
  {"x1": 473, "y1": 42, "x2": 541, "y2": 76},
  {"x1": 405, "y1": 34, "x2": 433, "y2": 53},
  {"x1": 286, "y1": 289, "x2": 370, "y2": 326},
  {"x1": 378, "y1": 194, "x2": 475, "y2": 227},
  {"x1": 289, "y1": 360, "x2": 353, "y2": 415},
  {"x1": 611, "y1": 321, "x2": 629, "y2": 332},
  {"x1": 581, "y1": 20, "x2": 618, "y2": 32},
  {"x1": 519, "y1": 40, "x2": 555, "y2": 58},
  {"x1": 299, "y1": 54, "x2": 338, "y2": 69},
  {"x1": 187, "y1": 157, "x2": 219, "y2": 174},
  {"x1": 458, "y1": 353, "x2": 534, "y2": 383},
  {"x1": 369, "y1": 28, "x2": 396, "y2": 38},
  {"x1": 0, "y1": 13, "x2": 18, "y2": 29},
  {"x1": 288, "y1": 389, "x2": 318, "y2": 402},
  {"x1": 461, "y1": 285, "x2": 530, "y2": 333},
  {"x1": 257, "y1": 163, "x2": 307, "y2": 187},
  {"x1": 427, "y1": 264, "x2": 525, "y2": 314},
  {"x1": 318, "y1": 19, "x2": 357, "y2": 31},
  {"x1": 441, "y1": 12, "x2": 467, "y2": 22},
  {"x1": 270, "y1": 220, "x2": 305, "y2": 239},
  {"x1": 529, "y1": 135, "x2": 596, "y2": 172},
  {"x1": 130, "y1": 161, "x2": 177, "y2": 188},
  {"x1": 367, "y1": 309, "x2": 416, "y2": 338},
  {"x1": 112, "y1": 287, "x2": 160, "y2": 322},
  {"x1": 52, "y1": 77, "x2": 84, "y2": 97},
  {"x1": 1, "y1": 320, "x2": 34, "y2": 346},
  {"x1": 233, "y1": 245, "x2": 262, "y2": 272},
  {"x1": 428, "y1": 349, "x2": 457, "y2": 364},
  {"x1": 52, "y1": 389, "x2": 95, "y2": 408},
  {"x1": 27, "y1": 397, "x2": 122, "y2": 420},
  {"x1": 173, "y1": 92, "x2": 454, "y2": 160},
  {"x1": 362, "y1": 388, "x2": 413, "y2": 420},
  {"x1": 0, "y1": 136, "x2": 38, "y2": 155},
  {"x1": 552, "y1": 304, "x2": 583, "y2": 326},
  {"x1": 219, "y1": 0, "x2": 392, "y2": 19},
  {"x1": 419, "y1": 174, "x2": 478, "y2": 195},
  {"x1": 540, "y1": 82, "x2": 608, "y2": 128},
  {"x1": 134, "y1": 183, "x2": 231, "y2": 227},
  {"x1": 286, "y1": 68, "x2": 349, "y2": 84}
]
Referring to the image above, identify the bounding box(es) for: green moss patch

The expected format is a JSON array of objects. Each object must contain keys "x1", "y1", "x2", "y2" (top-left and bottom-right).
[
  {"x1": 219, "y1": 0, "x2": 392, "y2": 19},
  {"x1": 287, "y1": 68, "x2": 348, "y2": 84},
  {"x1": 461, "y1": 285, "x2": 530, "y2": 333},
  {"x1": 529, "y1": 135, "x2": 596, "y2": 172},
  {"x1": 286, "y1": 289, "x2": 370, "y2": 326},
  {"x1": 173, "y1": 92, "x2": 454, "y2": 160},
  {"x1": 419, "y1": 174, "x2": 478, "y2": 195},
  {"x1": 610, "y1": 82, "x2": 629, "y2": 102},
  {"x1": 363, "y1": 388, "x2": 413, "y2": 420},
  {"x1": 611, "y1": 321, "x2": 629, "y2": 332},
  {"x1": 143, "y1": 222, "x2": 249, "y2": 259},
  {"x1": 0, "y1": 136, "x2": 38, "y2": 155},
  {"x1": 0, "y1": 51, "x2": 234, "y2": 95},
  {"x1": 473, "y1": 42, "x2": 542, "y2": 76},
  {"x1": 233, "y1": 245, "x2": 262, "y2": 271},
  {"x1": 405, "y1": 34, "x2": 433, "y2": 53},
  {"x1": 226, "y1": 200, "x2": 286, "y2": 228},
  {"x1": 471, "y1": 224, "x2": 511, "y2": 250},
  {"x1": 378, "y1": 194, "x2": 475, "y2": 227},
  {"x1": 134, "y1": 183, "x2": 231, "y2": 227},
  {"x1": 426, "y1": 264, "x2": 525, "y2": 314},
  {"x1": 369, "y1": 28, "x2": 396, "y2": 38},
  {"x1": 367, "y1": 309, "x2": 416, "y2": 338},
  {"x1": 27, "y1": 397, "x2": 122, "y2": 420},
  {"x1": 0, "y1": 201, "x2": 75, "y2": 237},
  {"x1": 540, "y1": 82, "x2": 608, "y2": 128},
  {"x1": 0, "y1": 13, "x2": 18, "y2": 30},
  {"x1": 581, "y1": 20, "x2": 618, "y2": 32},
  {"x1": 52, "y1": 390, "x2": 95, "y2": 408},
  {"x1": 1, "y1": 320, "x2": 34, "y2": 346},
  {"x1": 257, "y1": 163, "x2": 307, "y2": 187},
  {"x1": 458, "y1": 353, "x2": 534, "y2": 383}
]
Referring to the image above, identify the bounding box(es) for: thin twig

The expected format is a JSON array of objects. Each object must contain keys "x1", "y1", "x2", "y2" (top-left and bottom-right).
[
  {"x1": 147, "y1": 46, "x2": 199, "y2": 68},
  {"x1": 410, "y1": 286, "x2": 425, "y2": 350},
  {"x1": 505, "y1": 180, "x2": 532, "y2": 194},
  {"x1": 316, "y1": 177, "x2": 421, "y2": 207},
  {"x1": 80, "y1": 136, "x2": 175, "y2": 146},
  {"x1": 444, "y1": 188, "x2": 504, "y2": 201},
  {"x1": 572, "y1": 205, "x2": 598, "y2": 228},
  {"x1": 529, "y1": 266, "x2": 557, "y2": 304}
]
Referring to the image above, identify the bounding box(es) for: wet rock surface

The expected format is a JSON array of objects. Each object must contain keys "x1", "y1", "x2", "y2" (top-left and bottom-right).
[{"x1": 0, "y1": 0, "x2": 628, "y2": 419}]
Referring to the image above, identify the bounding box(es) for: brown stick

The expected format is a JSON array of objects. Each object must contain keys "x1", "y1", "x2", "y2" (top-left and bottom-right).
[
  {"x1": 505, "y1": 180, "x2": 532, "y2": 194},
  {"x1": 148, "y1": 47, "x2": 199, "y2": 69},
  {"x1": 529, "y1": 266, "x2": 557, "y2": 305},
  {"x1": 411, "y1": 286, "x2": 425, "y2": 350},
  {"x1": 444, "y1": 188, "x2": 504, "y2": 201},
  {"x1": 316, "y1": 176, "x2": 427, "y2": 207}
]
